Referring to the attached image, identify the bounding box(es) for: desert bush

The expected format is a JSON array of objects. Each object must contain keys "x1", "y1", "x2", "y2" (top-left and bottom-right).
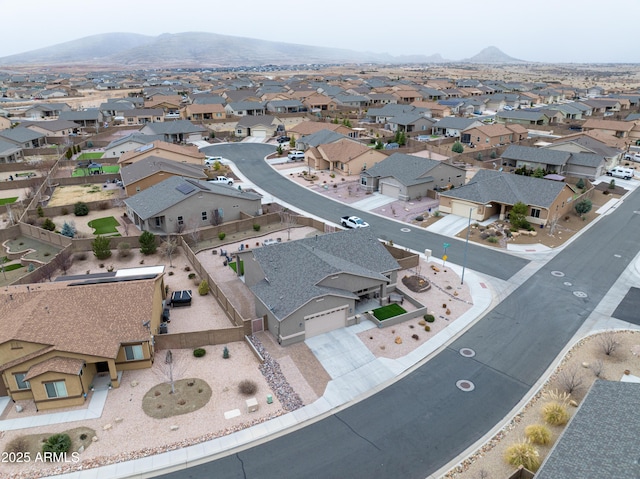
[
  {"x1": 218, "y1": 232, "x2": 226, "y2": 240},
  {"x1": 487, "y1": 236, "x2": 498, "y2": 243},
  {"x1": 253, "y1": 224, "x2": 260, "y2": 231},
  {"x1": 198, "y1": 280, "x2": 209, "y2": 295},
  {"x1": 503, "y1": 441, "x2": 540, "y2": 472},
  {"x1": 74, "y1": 202, "x2": 89, "y2": 216},
  {"x1": 557, "y1": 364, "x2": 584, "y2": 395},
  {"x1": 188, "y1": 273, "x2": 196, "y2": 280},
  {"x1": 525, "y1": 424, "x2": 551, "y2": 445},
  {"x1": 223, "y1": 346, "x2": 230, "y2": 359},
  {"x1": 590, "y1": 359, "x2": 604, "y2": 378},
  {"x1": 41, "y1": 218, "x2": 56, "y2": 231},
  {"x1": 542, "y1": 401, "x2": 569, "y2": 426},
  {"x1": 4, "y1": 436, "x2": 29, "y2": 454},
  {"x1": 424, "y1": 325, "x2": 431, "y2": 332},
  {"x1": 424, "y1": 314, "x2": 435, "y2": 323},
  {"x1": 61, "y1": 207, "x2": 69, "y2": 215},
  {"x1": 37, "y1": 205, "x2": 44, "y2": 217},
  {"x1": 193, "y1": 348, "x2": 206, "y2": 358},
  {"x1": 42, "y1": 433, "x2": 71, "y2": 454},
  {"x1": 184, "y1": 266, "x2": 191, "y2": 272},
  {"x1": 139, "y1": 231, "x2": 157, "y2": 255},
  {"x1": 238, "y1": 379, "x2": 257, "y2": 396},
  {"x1": 75, "y1": 252, "x2": 87, "y2": 261},
  {"x1": 117, "y1": 242, "x2": 131, "y2": 258},
  {"x1": 598, "y1": 332, "x2": 619, "y2": 356},
  {"x1": 92, "y1": 235, "x2": 112, "y2": 260}
]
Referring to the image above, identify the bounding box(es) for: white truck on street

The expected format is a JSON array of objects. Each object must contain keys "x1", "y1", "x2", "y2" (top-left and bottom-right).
[{"x1": 340, "y1": 215, "x2": 369, "y2": 228}]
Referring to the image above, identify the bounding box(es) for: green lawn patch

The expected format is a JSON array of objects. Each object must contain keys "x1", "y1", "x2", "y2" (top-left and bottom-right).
[
  {"x1": 15, "y1": 172, "x2": 35, "y2": 177},
  {"x1": 0, "y1": 197, "x2": 18, "y2": 205},
  {"x1": 2, "y1": 263, "x2": 24, "y2": 272},
  {"x1": 372, "y1": 303, "x2": 407, "y2": 321},
  {"x1": 77, "y1": 152, "x2": 104, "y2": 160},
  {"x1": 229, "y1": 260, "x2": 244, "y2": 275},
  {"x1": 88, "y1": 216, "x2": 120, "y2": 235},
  {"x1": 72, "y1": 165, "x2": 120, "y2": 177}
]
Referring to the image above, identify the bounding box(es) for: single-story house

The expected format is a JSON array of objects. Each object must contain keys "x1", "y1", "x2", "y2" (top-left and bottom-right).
[
  {"x1": 239, "y1": 228, "x2": 401, "y2": 345},
  {"x1": 23, "y1": 119, "x2": 80, "y2": 138},
  {"x1": 224, "y1": 101, "x2": 266, "y2": 117},
  {"x1": 59, "y1": 110, "x2": 104, "y2": 128},
  {"x1": 461, "y1": 123, "x2": 518, "y2": 148},
  {"x1": 0, "y1": 139, "x2": 24, "y2": 163},
  {"x1": 438, "y1": 169, "x2": 578, "y2": 226},
  {"x1": 122, "y1": 108, "x2": 164, "y2": 125},
  {"x1": 0, "y1": 127, "x2": 47, "y2": 148},
  {"x1": 502, "y1": 144, "x2": 607, "y2": 179},
  {"x1": 118, "y1": 140, "x2": 204, "y2": 166},
  {"x1": 121, "y1": 156, "x2": 208, "y2": 196},
  {"x1": 495, "y1": 110, "x2": 551, "y2": 126},
  {"x1": 307, "y1": 138, "x2": 387, "y2": 175},
  {"x1": 0, "y1": 270, "x2": 165, "y2": 411},
  {"x1": 581, "y1": 119, "x2": 636, "y2": 138},
  {"x1": 22, "y1": 103, "x2": 71, "y2": 119},
  {"x1": 235, "y1": 115, "x2": 282, "y2": 139},
  {"x1": 432, "y1": 117, "x2": 483, "y2": 137},
  {"x1": 124, "y1": 176, "x2": 262, "y2": 233},
  {"x1": 103, "y1": 133, "x2": 164, "y2": 158},
  {"x1": 182, "y1": 103, "x2": 226, "y2": 121},
  {"x1": 139, "y1": 120, "x2": 208, "y2": 144},
  {"x1": 360, "y1": 153, "x2": 467, "y2": 200}
]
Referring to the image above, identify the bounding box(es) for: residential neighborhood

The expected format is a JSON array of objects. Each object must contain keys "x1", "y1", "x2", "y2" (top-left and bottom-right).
[{"x1": 1, "y1": 60, "x2": 640, "y2": 479}]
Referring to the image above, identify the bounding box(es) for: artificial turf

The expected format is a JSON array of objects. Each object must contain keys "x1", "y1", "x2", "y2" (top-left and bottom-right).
[
  {"x1": 372, "y1": 303, "x2": 407, "y2": 320},
  {"x1": 88, "y1": 216, "x2": 120, "y2": 235}
]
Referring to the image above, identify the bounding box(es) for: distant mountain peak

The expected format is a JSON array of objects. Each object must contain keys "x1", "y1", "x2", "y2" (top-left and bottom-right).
[{"x1": 464, "y1": 46, "x2": 525, "y2": 64}]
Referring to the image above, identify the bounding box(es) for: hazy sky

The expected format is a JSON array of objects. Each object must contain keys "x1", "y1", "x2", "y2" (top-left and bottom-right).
[{"x1": 3, "y1": 0, "x2": 639, "y2": 63}]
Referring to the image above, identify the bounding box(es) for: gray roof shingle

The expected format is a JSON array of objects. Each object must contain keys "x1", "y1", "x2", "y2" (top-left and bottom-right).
[
  {"x1": 502, "y1": 145, "x2": 571, "y2": 166},
  {"x1": 363, "y1": 153, "x2": 446, "y2": 186}
]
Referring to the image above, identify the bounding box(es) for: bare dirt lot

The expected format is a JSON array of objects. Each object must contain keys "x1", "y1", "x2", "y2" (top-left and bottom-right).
[{"x1": 47, "y1": 183, "x2": 124, "y2": 207}]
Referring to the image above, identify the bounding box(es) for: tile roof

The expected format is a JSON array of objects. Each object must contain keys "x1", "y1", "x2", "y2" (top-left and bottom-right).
[
  {"x1": 536, "y1": 380, "x2": 640, "y2": 479},
  {"x1": 250, "y1": 229, "x2": 400, "y2": 320},
  {"x1": 0, "y1": 127, "x2": 44, "y2": 143},
  {"x1": 25, "y1": 357, "x2": 85, "y2": 380},
  {"x1": 141, "y1": 120, "x2": 206, "y2": 135},
  {"x1": 0, "y1": 277, "x2": 160, "y2": 361},
  {"x1": 317, "y1": 138, "x2": 371, "y2": 162},
  {"x1": 363, "y1": 153, "x2": 457, "y2": 186},
  {"x1": 439, "y1": 169, "x2": 567, "y2": 208},
  {"x1": 118, "y1": 140, "x2": 203, "y2": 164}
]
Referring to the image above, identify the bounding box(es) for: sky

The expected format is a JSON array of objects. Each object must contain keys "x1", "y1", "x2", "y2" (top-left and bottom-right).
[{"x1": 2, "y1": 0, "x2": 639, "y2": 63}]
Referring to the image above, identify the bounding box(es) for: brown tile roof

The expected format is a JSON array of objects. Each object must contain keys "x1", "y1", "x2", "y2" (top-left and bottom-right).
[
  {"x1": 289, "y1": 121, "x2": 349, "y2": 136},
  {"x1": 468, "y1": 124, "x2": 514, "y2": 137},
  {"x1": 317, "y1": 138, "x2": 370, "y2": 161},
  {"x1": 185, "y1": 104, "x2": 225, "y2": 114},
  {"x1": 505, "y1": 124, "x2": 529, "y2": 134},
  {"x1": 118, "y1": 140, "x2": 203, "y2": 164},
  {"x1": 25, "y1": 357, "x2": 85, "y2": 380},
  {"x1": 0, "y1": 278, "x2": 159, "y2": 361},
  {"x1": 582, "y1": 119, "x2": 635, "y2": 132},
  {"x1": 0, "y1": 346, "x2": 55, "y2": 372}
]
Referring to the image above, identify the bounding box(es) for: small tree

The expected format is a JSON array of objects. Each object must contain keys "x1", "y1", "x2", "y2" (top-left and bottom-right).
[
  {"x1": 533, "y1": 167, "x2": 545, "y2": 178},
  {"x1": 574, "y1": 198, "x2": 592, "y2": 216},
  {"x1": 92, "y1": 235, "x2": 112, "y2": 260},
  {"x1": 289, "y1": 135, "x2": 296, "y2": 148},
  {"x1": 451, "y1": 141, "x2": 464, "y2": 154},
  {"x1": 223, "y1": 346, "x2": 230, "y2": 359},
  {"x1": 60, "y1": 221, "x2": 76, "y2": 238},
  {"x1": 557, "y1": 364, "x2": 584, "y2": 395},
  {"x1": 158, "y1": 235, "x2": 178, "y2": 267},
  {"x1": 198, "y1": 279, "x2": 209, "y2": 295},
  {"x1": 117, "y1": 242, "x2": 131, "y2": 258},
  {"x1": 608, "y1": 179, "x2": 616, "y2": 190},
  {"x1": 42, "y1": 433, "x2": 71, "y2": 454},
  {"x1": 490, "y1": 150, "x2": 497, "y2": 159},
  {"x1": 74, "y1": 202, "x2": 89, "y2": 216},
  {"x1": 374, "y1": 139, "x2": 384, "y2": 150},
  {"x1": 576, "y1": 178, "x2": 585, "y2": 189},
  {"x1": 37, "y1": 205, "x2": 44, "y2": 217},
  {"x1": 139, "y1": 231, "x2": 157, "y2": 255},
  {"x1": 509, "y1": 201, "x2": 531, "y2": 230},
  {"x1": 41, "y1": 218, "x2": 56, "y2": 231},
  {"x1": 65, "y1": 148, "x2": 72, "y2": 160}
]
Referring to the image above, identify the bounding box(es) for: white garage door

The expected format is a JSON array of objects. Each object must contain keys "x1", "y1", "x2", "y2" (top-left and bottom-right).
[
  {"x1": 381, "y1": 182, "x2": 400, "y2": 199},
  {"x1": 252, "y1": 129, "x2": 267, "y2": 138},
  {"x1": 451, "y1": 201, "x2": 473, "y2": 217},
  {"x1": 305, "y1": 306, "x2": 348, "y2": 338}
]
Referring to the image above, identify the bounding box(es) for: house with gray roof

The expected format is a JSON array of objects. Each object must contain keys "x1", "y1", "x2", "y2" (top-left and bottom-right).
[
  {"x1": 238, "y1": 228, "x2": 401, "y2": 345},
  {"x1": 0, "y1": 139, "x2": 23, "y2": 163},
  {"x1": 536, "y1": 380, "x2": 640, "y2": 479},
  {"x1": 120, "y1": 156, "x2": 208, "y2": 196},
  {"x1": 139, "y1": 120, "x2": 207, "y2": 144},
  {"x1": 387, "y1": 113, "x2": 435, "y2": 135},
  {"x1": 22, "y1": 119, "x2": 80, "y2": 137},
  {"x1": 103, "y1": 133, "x2": 164, "y2": 159},
  {"x1": 0, "y1": 127, "x2": 46, "y2": 148},
  {"x1": 224, "y1": 101, "x2": 266, "y2": 117},
  {"x1": 361, "y1": 153, "x2": 466, "y2": 200},
  {"x1": 59, "y1": 110, "x2": 104, "y2": 128},
  {"x1": 431, "y1": 117, "x2": 483, "y2": 137},
  {"x1": 235, "y1": 115, "x2": 282, "y2": 139},
  {"x1": 502, "y1": 144, "x2": 608, "y2": 179},
  {"x1": 124, "y1": 176, "x2": 261, "y2": 234},
  {"x1": 297, "y1": 129, "x2": 347, "y2": 151},
  {"x1": 265, "y1": 99, "x2": 305, "y2": 114},
  {"x1": 495, "y1": 110, "x2": 551, "y2": 126},
  {"x1": 438, "y1": 169, "x2": 578, "y2": 226}
]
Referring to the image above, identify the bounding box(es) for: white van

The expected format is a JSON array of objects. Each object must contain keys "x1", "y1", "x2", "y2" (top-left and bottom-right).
[{"x1": 607, "y1": 167, "x2": 634, "y2": 180}]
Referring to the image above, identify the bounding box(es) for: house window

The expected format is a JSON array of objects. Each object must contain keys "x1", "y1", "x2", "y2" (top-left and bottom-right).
[
  {"x1": 201, "y1": 211, "x2": 207, "y2": 221},
  {"x1": 236, "y1": 129, "x2": 243, "y2": 135},
  {"x1": 177, "y1": 216, "x2": 184, "y2": 226},
  {"x1": 14, "y1": 373, "x2": 30, "y2": 390},
  {"x1": 531, "y1": 208, "x2": 541, "y2": 218},
  {"x1": 360, "y1": 177, "x2": 367, "y2": 186},
  {"x1": 136, "y1": 187, "x2": 141, "y2": 193},
  {"x1": 125, "y1": 344, "x2": 144, "y2": 361},
  {"x1": 44, "y1": 381, "x2": 68, "y2": 399}
]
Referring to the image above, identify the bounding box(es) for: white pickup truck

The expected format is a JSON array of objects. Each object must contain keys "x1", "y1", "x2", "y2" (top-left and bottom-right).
[
  {"x1": 341, "y1": 215, "x2": 369, "y2": 228},
  {"x1": 207, "y1": 176, "x2": 234, "y2": 185}
]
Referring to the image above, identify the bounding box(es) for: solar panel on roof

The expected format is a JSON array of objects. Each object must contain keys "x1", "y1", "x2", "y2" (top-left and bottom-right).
[
  {"x1": 135, "y1": 143, "x2": 154, "y2": 153},
  {"x1": 176, "y1": 182, "x2": 196, "y2": 195}
]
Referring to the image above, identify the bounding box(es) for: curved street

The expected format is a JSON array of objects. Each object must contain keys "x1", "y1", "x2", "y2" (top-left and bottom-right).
[{"x1": 157, "y1": 143, "x2": 640, "y2": 479}]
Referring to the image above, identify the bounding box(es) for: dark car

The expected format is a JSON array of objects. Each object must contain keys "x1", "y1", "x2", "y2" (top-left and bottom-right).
[{"x1": 277, "y1": 136, "x2": 291, "y2": 143}]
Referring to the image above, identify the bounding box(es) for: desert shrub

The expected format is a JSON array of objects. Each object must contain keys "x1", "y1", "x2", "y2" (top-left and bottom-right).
[
  {"x1": 487, "y1": 236, "x2": 499, "y2": 243},
  {"x1": 139, "y1": 231, "x2": 157, "y2": 255},
  {"x1": 503, "y1": 441, "x2": 540, "y2": 472},
  {"x1": 223, "y1": 346, "x2": 230, "y2": 359},
  {"x1": 37, "y1": 205, "x2": 44, "y2": 217},
  {"x1": 74, "y1": 202, "x2": 89, "y2": 216},
  {"x1": 218, "y1": 232, "x2": 226, "y2": 240},
  {"x1": 75, "y1": 252, "x2": 87, "y2": 261},
  {"x1": 184, "y1": 266, "x2": 191, "y2": 272},
  {"x1": 61, "y1": 207, "x2": 69, "y2": 215},
  {"x1": 576, "y1": 178, "x2": 585, "y2": 189},
  {"x1": 238, "y1": 379, "x2": 257, "y2": 396},
  {"x1": 193, "y1": 348, "x2": 206, "y2": 358},
  {"x1": 542, "y1": 401, "x2": 569, "y2": 426},
  {"x1": 253, "y1": 224, "x2": 260, "y2": 231},
  {"x1": 188, "y1": 273, "x2": 196, "y2": 279},
  {"x1": 42, "y1": 433, "x2": 71, "y2": 454},
  {"x1": 41, "y1": 218, "x2": 56, "y2": 231},
  {"x1": 424, "y1": 325, "x2": 431, "y2": 332},
  {"x1": 117, "y1": 242, "x2": 131, "y2": 258},
  {"x1": 5, "y1": 436, "x2": 29, "y2": 454},
  {"x1": 92, "y1": 235, "x2": 112, "y2": 260},
  {"x1": 198, "y1": 280, "x2": 209, "y2": 295},
  {"x1": 525, "y1": 424, "x2": 551, "y2": 445},
  {"x1": 424, "y1": 314, "x2": 435, "y2": 323}
]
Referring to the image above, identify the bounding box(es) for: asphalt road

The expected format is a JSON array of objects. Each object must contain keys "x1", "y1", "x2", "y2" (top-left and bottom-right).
[
  {"x1": 202, "y1": 143, "x2": 528, "y2": 281},
  {"x1": 157, "y1": 144, "x2": 640, "y2": 479}
]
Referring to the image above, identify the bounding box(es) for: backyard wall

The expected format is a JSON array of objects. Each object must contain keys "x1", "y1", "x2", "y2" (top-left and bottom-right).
[{"x1": 365, "y1": 288, "x2": 428, "y2": 328}]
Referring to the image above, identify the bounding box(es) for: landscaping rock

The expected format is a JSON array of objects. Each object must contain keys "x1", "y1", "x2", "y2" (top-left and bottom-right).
[
  {"x1": 77, "y1": 445, "x2": 85, "y2": 454},
  {"x1": 103, "y1": 423, "x2": 112, "y2": 431},
  {"x1": 395, "y1": 337, "x2": 402, "y2": 344},
  {"x1": 170, "y1": 425, "x2": 179, "y2": 431},
  {"x1": 92, "y1": 436, "x2": 98, "y2": 442},
  {"x1": 130, "y1": 381, "x2": 138, "y2": 387},
  {"x1": 114, "y1": 417, "x2": 123, "y2": 423}
]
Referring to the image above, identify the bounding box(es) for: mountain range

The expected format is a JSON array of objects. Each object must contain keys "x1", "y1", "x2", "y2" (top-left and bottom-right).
[{"x1": 0, "y1": 32, "x2": 524, "y2": 68}]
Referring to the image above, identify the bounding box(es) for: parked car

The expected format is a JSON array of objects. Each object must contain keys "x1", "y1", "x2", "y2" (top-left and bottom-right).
[
  {"x1": 340, "y1": 215, "x2": 369, "y2": 229},
  {"x1": 624, "y1": 153, "x2": 640, "y2": 162},
  {"x1": 277, "y1": 136, "x2": 291, "y2": 144},
  {"x1": 606, "y1": 167, "x2": 634, "y2": 180},
  {"x1": 287, "y1": 150, "x2": 305, "y2": 161},
  {"x1": 207, "y1": 176, "x2": 234, "y2": 185},
  {"x1": 204, "y1": 156, "x2": 223, "y2": 166}
]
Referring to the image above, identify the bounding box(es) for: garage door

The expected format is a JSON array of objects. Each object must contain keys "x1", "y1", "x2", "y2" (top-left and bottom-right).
[
  {"x1": 451, "y1": 201, "x2": 473, "y2": 217},
  {"x1": 381, "y1": 182, "x2": 400, "y2": 199},
  {"x1": 252, "y1": 129, "x2": 267, "y2": 138},
  {"x1": 305, "y1": 306, "x2": 348, "y2": 338}
]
